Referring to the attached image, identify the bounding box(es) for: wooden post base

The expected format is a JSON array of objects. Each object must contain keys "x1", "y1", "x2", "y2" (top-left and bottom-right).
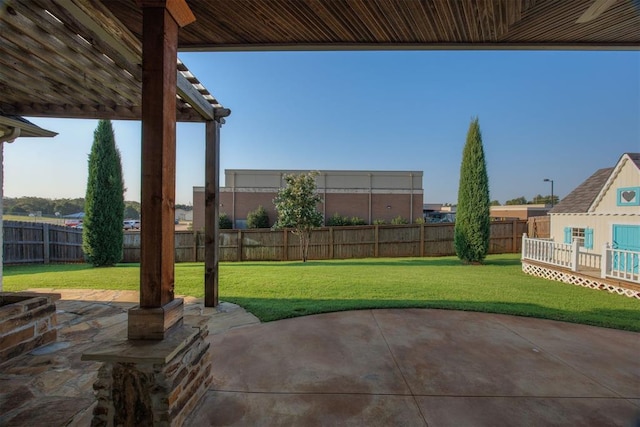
[{"x1": 128, "y1": 298, "x2": 184, "y2": 340}]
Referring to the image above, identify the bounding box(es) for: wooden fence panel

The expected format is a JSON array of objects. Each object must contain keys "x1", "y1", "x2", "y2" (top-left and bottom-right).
[
  {"x1": 3, "y1": 221, "x2": 83, "y2": 264},
  {"x1": 5, "y1": 220, "x2": 527, "y2": 264},
  {"x1": 48, "y1": 224, "x2": 84, "y2": 262},
  {"x1": 424, "y1": 224, "x2": 455, "y2": 256},
  {"x1": 527, "y1": 216, "x2": 550, "y2": 238},
  {"x1": 378, "y1": 225, "x2": 420, "y2": 257},
  {"x1": 122, "y1": 232, "x2": 141, "y2": 263},
  {"x1": 219, "y1": 231, "x2": 239, "y2": 262},
  {"x1": 332, "y1": 226, "x2": 375, "y2": 259},
  {"x1": 242, "y1": 229, "x2": 285, "y2": 261}
]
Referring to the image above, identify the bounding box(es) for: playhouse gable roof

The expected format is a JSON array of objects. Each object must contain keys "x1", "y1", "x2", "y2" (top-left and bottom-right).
[
  {"x1": 589, "y1": 153, "x2": 640, "y2": 212},
  {"x1": 549, "y1": 167, "x2": 614, "y2": 214},
  {"x1": 550, "y1": 153, "x2": 640, "y2": 214}
]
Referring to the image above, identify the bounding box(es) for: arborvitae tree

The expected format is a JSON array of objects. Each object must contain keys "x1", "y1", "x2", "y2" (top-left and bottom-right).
[
  {"x1": 246, "y1": 205, "x2": 270, "y2": 228},
  {"x1": 454, "y1": 117, "x2": 490, "y2": 263},
  {"x1": 273, "y1": 172, "x2": 323, "y2": 262},
  {"x1": 83, "y1": 120, "x2": 125, "y2": 266}
]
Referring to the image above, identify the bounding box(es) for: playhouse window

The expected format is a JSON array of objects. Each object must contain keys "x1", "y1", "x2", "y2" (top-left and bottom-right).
[{"x1": 563, "y1": 227, "x2": 593, "y2": 249}]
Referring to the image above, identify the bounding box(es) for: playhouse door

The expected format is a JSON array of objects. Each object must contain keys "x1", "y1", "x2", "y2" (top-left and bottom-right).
[{"x1": 612, "y1": 225, "x2": 640, "y2": 274}]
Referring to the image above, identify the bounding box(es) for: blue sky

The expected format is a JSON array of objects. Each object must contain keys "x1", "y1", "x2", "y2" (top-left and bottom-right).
[{"x1": 4, "y1": 50, "x2": 639, "y2": 205}]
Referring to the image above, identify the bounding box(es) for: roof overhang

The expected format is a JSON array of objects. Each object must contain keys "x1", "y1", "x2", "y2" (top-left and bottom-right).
[{"x1": 0, "y1": 115, "x2": 57, "y2": 142}]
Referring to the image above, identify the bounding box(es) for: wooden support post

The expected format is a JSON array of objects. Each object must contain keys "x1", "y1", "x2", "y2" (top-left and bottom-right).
[
  {"x1": 204, "y1": 120, "x2": 220, "y2": 306},
  {"x1": 512, "y1": 219, "x2": 518, "y2": 252},
  {"x1": 237, "y1": 230, "x2": 243, "y2": 262},
  {"x1": 419, "y1": 223, "x2": 425, "y2": 257},
  {"x1": 129, "y1": 0, "x2": 194, "y2": 340}
]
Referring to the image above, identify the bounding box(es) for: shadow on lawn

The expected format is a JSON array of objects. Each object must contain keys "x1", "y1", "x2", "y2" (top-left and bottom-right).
[
  {"x1": 223, "y1": 296, "x2": 640, "y2": 333},
  {"x1": 239, "y1": 256, "x2": 522, "y2": 268}
]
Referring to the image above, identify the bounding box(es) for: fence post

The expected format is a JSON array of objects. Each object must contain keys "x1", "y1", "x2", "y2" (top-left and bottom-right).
[
  {"x1": 512, "y1": 220, "x2": 518, "y2": 252},
  {"x1": 237, "y1": 230, "x2": 243, "y2": 262},
  {"x1": 571, "y1": 239, "x2": 579, "y2": 272},
  {"x1": 601, "y1": 243, "x2": 609, "y2": 279},
  {"x1": 521, "y1": 233, "x2": 527, "y2": 259},
  {"x1": 329, "y1": 227, "x2": 334, "y2": 259},
  {"x1": 419, "y1": 223, "x2": 425, "y2": 257},
  {"x1": 374, "y1": 224, "x2": 379, "y2": 257},
  {"x1": 42, "y1": 223, "x2": 50, "y2": 264},
  {"x1": 192, "y1": 231, "x2": 198, "y2": 262},
  {"x1": 283, "y1": 229, "x2": 288, "y2": 261}
]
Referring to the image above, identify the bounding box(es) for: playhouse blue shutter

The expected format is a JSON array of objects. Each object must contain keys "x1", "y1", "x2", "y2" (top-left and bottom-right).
[
  {"x1": 564, "y1": 227, "x2": 571, "y2": 244},
  {"x1": 584, "y1": 228, "x2": 594, "y2": 249}
]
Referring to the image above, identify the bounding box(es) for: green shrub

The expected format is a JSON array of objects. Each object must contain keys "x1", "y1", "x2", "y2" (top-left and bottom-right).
[
  {"x1": 350, "y1": 216, "x2": 366, "y2": 226},
  {"x1": 247, "y1": 205, "x2": 270, "y2": 228},
  {"x1": 373, "y1": 219, "x2": 386, "y2": 225},
  {"x1": 391, "y1": 215, "x2": 409, "y2": 225},
  {"x1": 326, "y1": 212, "x2": 349, "y2": 226},
  {"x1": 219, "y1": 212, "x2": 233, "y2": 229},
  {"x1": 414, "y1": 217, "x2": 426, "y2": 224}
]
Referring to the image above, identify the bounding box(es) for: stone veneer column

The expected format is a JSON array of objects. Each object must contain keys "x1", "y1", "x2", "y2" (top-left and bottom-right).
[{"x1": 82, "y1": 318, "x2": 211, "y2": 426}]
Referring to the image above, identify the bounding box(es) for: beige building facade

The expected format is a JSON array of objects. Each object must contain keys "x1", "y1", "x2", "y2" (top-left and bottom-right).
[{"x1": 193, "y1": 170, "x2": 423, "y2": 230}]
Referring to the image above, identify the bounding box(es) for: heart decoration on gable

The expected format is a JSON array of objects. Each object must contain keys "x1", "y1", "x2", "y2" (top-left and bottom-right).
[{"x1": 622, "y1": 191, "x2": 636, "y2": 202}]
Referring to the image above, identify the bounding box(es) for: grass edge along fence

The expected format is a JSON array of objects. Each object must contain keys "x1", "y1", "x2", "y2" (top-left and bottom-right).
[{"x1": 123, "y1": 220, "x2": 526, "y2": 263}]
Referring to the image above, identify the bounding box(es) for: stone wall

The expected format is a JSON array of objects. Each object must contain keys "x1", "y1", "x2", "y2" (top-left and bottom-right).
[
  {"x1": 0, "y1": 292, "x2": 59, "y2": 363},
  {"x1": 89, "y1": 320, "x2": 211, "y2": 427}
]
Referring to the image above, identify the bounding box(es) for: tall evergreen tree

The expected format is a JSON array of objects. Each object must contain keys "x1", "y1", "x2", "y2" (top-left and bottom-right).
[
  {"x1": 454, "y1": 117, "x2": 490, "y2": 263},
  {"x1": 83, "y1": 120, "x2": 125, "y2": 266}
]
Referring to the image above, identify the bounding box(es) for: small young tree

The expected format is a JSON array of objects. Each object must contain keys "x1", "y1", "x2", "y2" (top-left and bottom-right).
[
  {"x1": 83, "y1": 120, "x2": 125, "y2": 266},
  {"x1": 454, "y1": 117, "x2": 490, "y2": 263},
  {"x1": 273, "y1": 172, "x2": 323, "y2": 262},
  {"x1": 246, "y1": 205, "x2": 270, "y2": 228}
]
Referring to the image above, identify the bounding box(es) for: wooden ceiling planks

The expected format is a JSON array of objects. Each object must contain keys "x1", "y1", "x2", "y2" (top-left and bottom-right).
[
  {"x1": 99, "y1": 0, "x2": 639, "y2": 51},
  {"x1": 0, "y1": 0, "x2": 221, "y2": 121},
  {"x1": 1, "y1": 0, "x2": 637, "y2": 122}
]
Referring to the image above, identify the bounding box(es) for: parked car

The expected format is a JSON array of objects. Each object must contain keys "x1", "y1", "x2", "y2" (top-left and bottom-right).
[{"x1": 123, "y1": 220, "x2": 140, "y2": 230}]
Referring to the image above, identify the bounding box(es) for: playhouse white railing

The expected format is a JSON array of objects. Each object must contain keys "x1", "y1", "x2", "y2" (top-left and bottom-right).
[
  {"x1": 602, "y1": 245, "x2": 640, "y2": 285},
  {"x1": 522, "y1": 234, "x2": 640, "y2": 285},
  {"x1": 521, "y1": 234, "x2": 577, "y2": 270}
]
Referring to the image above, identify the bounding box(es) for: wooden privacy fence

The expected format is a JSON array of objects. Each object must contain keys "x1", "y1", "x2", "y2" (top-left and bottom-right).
[
  {"x1": 122, "y1": 220, "x2": 527, "y2": 263},
  {"x1": 3, "y1": 221, "x2": 84, "y2": 264},
  {"x1": 527, "y1": 215, "x2": 550, "y2": 238}
]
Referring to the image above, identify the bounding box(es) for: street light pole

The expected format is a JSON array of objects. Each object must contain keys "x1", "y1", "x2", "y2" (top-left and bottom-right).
[{"x1": 544, "y1": 178, "x2": 554, "y2": 207}]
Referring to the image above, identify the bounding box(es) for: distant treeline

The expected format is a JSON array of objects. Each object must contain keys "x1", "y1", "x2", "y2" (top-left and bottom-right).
[
  {"x1": 3, "y1": 197, "x2": 193, "y2": 219},
  {"x1": 3, "y1": 197, "x2": 132, "y2": 219}
]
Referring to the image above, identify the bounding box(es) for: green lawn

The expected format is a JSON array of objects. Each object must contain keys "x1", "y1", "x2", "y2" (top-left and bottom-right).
[{"x1": 3, "y1": 254, "x2": 639, "y2": 331}]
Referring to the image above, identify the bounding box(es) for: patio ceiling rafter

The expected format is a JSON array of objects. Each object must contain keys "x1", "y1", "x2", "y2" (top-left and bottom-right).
[{"x1": 0, "y1": 0, "x2": 223, "y2": 122}]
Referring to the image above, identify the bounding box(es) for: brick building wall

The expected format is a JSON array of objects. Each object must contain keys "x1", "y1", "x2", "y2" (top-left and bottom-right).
[{"x1": 193, "y1": 170, "x2": 423, "y2": 230}]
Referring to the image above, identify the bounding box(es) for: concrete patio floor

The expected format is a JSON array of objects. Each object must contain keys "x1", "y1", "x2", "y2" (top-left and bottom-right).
[{"x1": 1, "y1": 290, "x2": 639, "y2": 426}]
